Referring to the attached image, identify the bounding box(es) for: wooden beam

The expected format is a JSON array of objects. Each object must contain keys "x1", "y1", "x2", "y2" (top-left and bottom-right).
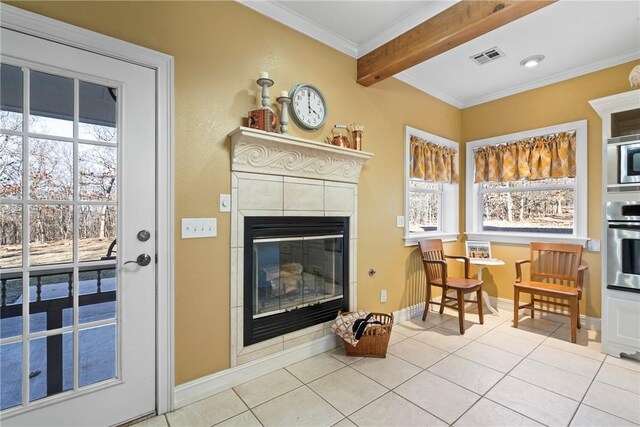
[{"x1": 357, "y1": 0, "x2": 556, "y2": 86}]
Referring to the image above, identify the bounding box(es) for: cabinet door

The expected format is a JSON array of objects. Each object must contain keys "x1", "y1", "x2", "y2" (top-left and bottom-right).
[{"x1": 606, "y1": 296, "x2": 640, "y2": 352}]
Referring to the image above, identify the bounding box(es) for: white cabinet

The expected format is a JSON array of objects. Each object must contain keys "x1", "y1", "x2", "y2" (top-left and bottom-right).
[{"x1": 590, "y1": 90, "x2": 640, "y2": 358}]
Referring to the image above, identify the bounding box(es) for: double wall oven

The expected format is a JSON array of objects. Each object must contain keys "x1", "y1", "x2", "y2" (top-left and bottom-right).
[{"x1": 607, "y1": 201, "x2": 640, "y2": 293}]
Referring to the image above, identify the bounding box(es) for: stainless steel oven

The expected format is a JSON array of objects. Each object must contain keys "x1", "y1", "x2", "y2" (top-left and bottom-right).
[
  {"x1": 607, "y1": 201, "x2": 640, "y2": 292},
  {"x1": 609, "y1": 135, "x2": 640, "y2": 184}
]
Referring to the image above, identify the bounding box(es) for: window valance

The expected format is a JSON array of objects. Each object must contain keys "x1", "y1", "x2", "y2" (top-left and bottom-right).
[
  {"x1": 410, "y1": 135, "x2": 458, "y2": 183},
  {"x1": 473, "y1": 131, "x2": 576, "y2": 183}
]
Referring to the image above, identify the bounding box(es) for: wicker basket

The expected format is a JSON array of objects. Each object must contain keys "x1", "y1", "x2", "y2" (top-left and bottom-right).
[{"x1": 340, "y1": 311, "x2": 394, "y2": 358}]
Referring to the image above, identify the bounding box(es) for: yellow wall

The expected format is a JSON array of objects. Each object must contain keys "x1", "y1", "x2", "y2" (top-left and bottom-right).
[
  {"x1": 6, "y1": 0, "x2": 636, "y2": 385},
  {"x1": 461, "y1": 61, "x2": 639, "y2": 321}
]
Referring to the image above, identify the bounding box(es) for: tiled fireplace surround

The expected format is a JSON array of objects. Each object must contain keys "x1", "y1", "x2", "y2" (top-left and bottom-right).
[{"x1": 229, "y1": 127, "x2": 373, "y2": 367}]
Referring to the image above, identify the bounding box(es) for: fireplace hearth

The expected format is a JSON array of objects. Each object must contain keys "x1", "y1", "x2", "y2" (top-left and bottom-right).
[{"x1": 244, "y1": 216, "x2": 349, "y2": 345}]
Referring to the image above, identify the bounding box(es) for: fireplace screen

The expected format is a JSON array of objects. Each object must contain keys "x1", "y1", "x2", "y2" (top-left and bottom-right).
[{"x1": 253, "y1": 235, "x2": 344, "y2": 318}]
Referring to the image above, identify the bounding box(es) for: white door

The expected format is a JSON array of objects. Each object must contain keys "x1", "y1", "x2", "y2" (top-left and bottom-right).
[{"x1": 0, "y1": 27, "x2": 156, "y2": 426}]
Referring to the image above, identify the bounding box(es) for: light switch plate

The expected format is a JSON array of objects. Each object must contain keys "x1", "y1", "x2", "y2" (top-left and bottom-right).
[
  {"x1": 182, "y1": 218, "x2": 217, "y2": 239},
  {"x1": 396, "y1": 216, "x2": 405, "y2": 228},
  {"x1": 220, "y1": 194, "x2": 231, "y2": 212},
  {"x1": 380, "y1": 289, "x2": 388, "y2": 303},
  {"x1": 587, "y1": 239, "x2": 600, "y2": 252}
]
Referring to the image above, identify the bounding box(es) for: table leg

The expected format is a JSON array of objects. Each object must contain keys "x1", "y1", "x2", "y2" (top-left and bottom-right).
[{"x1": 476, "y1": 265, "x2": 499, "y2": 315}]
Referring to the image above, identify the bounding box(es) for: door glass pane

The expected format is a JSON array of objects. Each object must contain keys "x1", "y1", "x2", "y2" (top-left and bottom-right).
[
  {"x1": 0, "y1": 341, "x2": 22, "y2": 410},
  {"x1": 79, "y1": 205, "x2": 116, "y2": 262},
  {"x1": 29, "y1": 139, "x2": 73, "y2": 200},
  {"x1": 79, "y1": 81, "x2": 117, "y2": 143},
  {"x1": 1, "y1": 276, "x2": 23, "y2": 339},
  {"x1": 79, "y1": 144, "x2": 117, "y2": 201},
  {"x1": 29, "y1": 333, "x2": 73, "y2": 402},
  {"x1": 29, "y1": 71, "x2": 73, "y2": 138},
  {"x1": 79, "y1": 268, "x2": 116, "y2": 324},
  {"x1": 1, "y1": 63, "x2": 23, "y2": 132},
  {"x1": 0, "y1": 204, "x2": 22, "y2": 268},
  {"x1": 0, "y1": 134, "x2": 23, "y2": 199},
  {"x1": 29, "y1": 205, "x2": 73, "y2": 266},
  {"x1": 79, "y1": 324, "x2": 116, "y2": 387},
  {"x1": 29, "y1": 270, "x2": 73, "y2": 333}
]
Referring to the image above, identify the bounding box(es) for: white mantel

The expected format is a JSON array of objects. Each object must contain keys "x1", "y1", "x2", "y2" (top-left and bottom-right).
[
  {"x1": 229, "y1": 127, "x2": 373, "y2": 183},
  {"x1": 228, "y1": 127, "x2": 372, "y2": 367}
]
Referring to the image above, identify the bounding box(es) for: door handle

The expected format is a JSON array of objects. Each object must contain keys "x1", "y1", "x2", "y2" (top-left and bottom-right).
[{"x1": 124, "y1": 254, "x2": 151, "y2": 267}]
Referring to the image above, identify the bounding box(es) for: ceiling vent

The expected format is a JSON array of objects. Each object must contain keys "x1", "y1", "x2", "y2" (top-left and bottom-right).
[{"x1": 470, "y1": 47, "x2": 505, "y2": 65}]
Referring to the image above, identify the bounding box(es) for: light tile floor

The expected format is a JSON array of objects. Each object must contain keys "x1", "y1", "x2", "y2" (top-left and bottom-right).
[{"x1": 137, "y1": 309, "x2": 640, "y2": 427}]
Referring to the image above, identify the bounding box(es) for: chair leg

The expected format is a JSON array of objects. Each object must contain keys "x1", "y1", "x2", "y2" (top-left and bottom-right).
[
  {"x1": 457, "y1": 290, "x2": 465, "y2": 335},
  {"x1": 577, "y1": 299, "x2": 581, "y2": 329},
  {"x1": 439, "y1": 289, "x2": 446, "y2": 315},
  {"x1": 476, "y1": 289, "x2": 484, "y2": 325},
  {"x1": 530, "y1": 295, "x2": 535, "y2": 319},
  {"x1": 570, "y1": 296, "x2": 578, "y2": 343},
  {"x1": 422, "y1": 283, "x2": 431, "y2": 321},
  {"x1": 513, "y1": 288, "x2": 520, "y2": 328}
]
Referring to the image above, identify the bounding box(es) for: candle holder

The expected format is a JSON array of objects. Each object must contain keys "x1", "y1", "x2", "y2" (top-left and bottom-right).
[
  {"x1": 276, "y1": 95, "x2": 291, "y2": 134},
  {"x1": 256, "y1": 77, "x2": 274, "y2": 110}
]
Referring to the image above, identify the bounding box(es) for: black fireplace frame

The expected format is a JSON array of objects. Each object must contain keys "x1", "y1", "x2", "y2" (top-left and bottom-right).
[{"x1": 243, "y1": 216, "x2": 350, "y2": 346}]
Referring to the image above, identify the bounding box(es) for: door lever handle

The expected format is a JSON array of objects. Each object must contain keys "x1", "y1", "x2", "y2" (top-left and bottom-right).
[{"x1": 124, "y1": 254, "x2": 151, "y2": 267}]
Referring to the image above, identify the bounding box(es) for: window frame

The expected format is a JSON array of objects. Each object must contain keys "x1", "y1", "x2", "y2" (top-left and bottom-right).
[
  {"x1": 404, "y1": 126, "x2": 459, "y2": 246},
  {"x1": 465, "y1": 120, "x2": 588, "y2": 245}
]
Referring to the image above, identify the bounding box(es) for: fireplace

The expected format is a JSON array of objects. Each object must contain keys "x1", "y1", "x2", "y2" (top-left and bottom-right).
[{"x1": 243, "y1": 216, "x2": 349, "y2": 345}]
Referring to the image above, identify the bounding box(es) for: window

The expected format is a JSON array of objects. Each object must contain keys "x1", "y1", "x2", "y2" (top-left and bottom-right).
[
  {"x1": 404, "y1": 126, "x2": 459, "y2": 245},
  {"x1": 466, "y1": 120, "x2": 588, "y2": 244}
]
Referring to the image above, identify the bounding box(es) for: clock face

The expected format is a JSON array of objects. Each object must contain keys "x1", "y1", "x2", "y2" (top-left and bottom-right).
[{"x1": 289, "y1": 84, "x2": 327, "y2": 131}]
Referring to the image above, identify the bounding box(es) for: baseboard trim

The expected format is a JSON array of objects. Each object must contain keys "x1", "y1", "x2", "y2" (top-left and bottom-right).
[
  {"x1": 392, "y1": 303, "x2": 425, "y2": 324},
  {"x1": 174, "y1": 334, "x2": 339, "y2": 409}
]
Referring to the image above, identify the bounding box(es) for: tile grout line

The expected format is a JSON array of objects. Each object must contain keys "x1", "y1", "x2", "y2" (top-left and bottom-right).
[{"x1": 566, "y1": 356, "x2": 606, "y2": 426}]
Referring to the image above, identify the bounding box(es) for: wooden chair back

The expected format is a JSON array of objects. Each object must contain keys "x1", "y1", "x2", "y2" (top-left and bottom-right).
[
  {"x1": 529, "y1": 242, "x2": 583, "y2": 288},
  {"x1": 419, "y1": 239, "x2": 445, "y2": 283}
]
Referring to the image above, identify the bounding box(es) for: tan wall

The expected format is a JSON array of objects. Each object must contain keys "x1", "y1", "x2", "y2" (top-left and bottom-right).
[
  {"x1": 461, "y1": 60, "x2": 640, "y2": 320},
  {"x1": 6, "y1": 1, "x2": 460, "y2": 384},
  {"x1": 8, "y1": 0, "x2": 637, "y2": 385}
]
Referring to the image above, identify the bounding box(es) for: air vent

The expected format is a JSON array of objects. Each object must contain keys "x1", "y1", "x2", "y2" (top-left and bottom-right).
[{"x1": 470, "y1": 47, "x2": 505, "y2": 65}]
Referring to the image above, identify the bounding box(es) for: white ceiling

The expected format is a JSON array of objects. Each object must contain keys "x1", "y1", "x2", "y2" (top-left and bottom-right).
[{"x1": 240, "y1": 0, "x2": 640, "y2": 108}]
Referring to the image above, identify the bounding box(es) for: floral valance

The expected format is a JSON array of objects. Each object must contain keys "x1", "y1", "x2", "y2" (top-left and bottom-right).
[
  {"x1": 410, "y1": 135, "x2": 458, "y2": 183},
  {"x1": 473, "y1": 131, "x2": 576, "y2": 183}
]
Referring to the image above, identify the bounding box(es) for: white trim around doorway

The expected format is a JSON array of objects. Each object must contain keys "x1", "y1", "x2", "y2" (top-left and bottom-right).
[{"x1": 0, "y1": 4, "x2": 176, "y2": 415}]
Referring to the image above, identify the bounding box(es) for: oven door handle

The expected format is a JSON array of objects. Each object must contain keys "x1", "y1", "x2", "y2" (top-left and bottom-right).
[{"x1": 608, "y1": 222, "x2": 640, "y2": 230}]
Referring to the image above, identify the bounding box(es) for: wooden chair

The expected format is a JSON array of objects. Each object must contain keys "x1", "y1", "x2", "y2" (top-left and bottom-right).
[
  {"x1": 419, "y1": 239, "x2": 484, "y2": 335},
  {"x1": 514, "y1": 242, "x2": 588, "y2": 343}
]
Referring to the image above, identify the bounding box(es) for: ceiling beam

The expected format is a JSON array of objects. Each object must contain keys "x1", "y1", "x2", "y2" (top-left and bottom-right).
[{"x1": 356, "y1": 0, "x2": 556, "y2": 86}]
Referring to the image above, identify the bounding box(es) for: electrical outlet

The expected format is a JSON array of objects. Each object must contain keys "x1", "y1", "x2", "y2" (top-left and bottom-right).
[
  {"x1": 380, "y1": 289, "x2": 388, "y2": 303},
  {"x1": 396, "y1": 216, "x2": 404, "y2": 228},
  {"x1": 181, "y1": 218, "x2": 217, "y2": 239},
  {"x1": 587, "y1": 239, "x2": 600, "y2": 252}
]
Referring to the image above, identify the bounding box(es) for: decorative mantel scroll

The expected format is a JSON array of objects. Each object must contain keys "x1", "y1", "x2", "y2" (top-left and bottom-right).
[{"x1": 229, "y1": 127, "x2": 373, "y2": 183}]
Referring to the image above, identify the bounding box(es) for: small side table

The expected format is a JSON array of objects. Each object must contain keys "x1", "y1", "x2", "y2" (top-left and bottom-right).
[{"x1": 455, "y1": 258, "x2": 505, "y2": 315}]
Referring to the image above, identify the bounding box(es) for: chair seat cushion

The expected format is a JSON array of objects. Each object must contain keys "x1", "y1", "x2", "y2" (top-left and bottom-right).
[
  {"x1": 515, "y1": 280, "x2": 578, "y2": 296},
  {"x1": 431, "y1": 277, "x2": 482, "y2": 289}
]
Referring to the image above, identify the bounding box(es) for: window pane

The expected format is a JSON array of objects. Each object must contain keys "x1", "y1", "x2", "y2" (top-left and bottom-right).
[
  {"x1": 78, "y1": 205, "x2": 116, "y2": 262},
  {"x1": 409, "y1": 191, "x2": 440, "y2": 232},
  {"x1": 29, "y1": 270, "x2": 73, "y2": 333},
  {"x1": 29, "y1": 333, "x2": 73, "y2": 402},
  {"x1": 79, "y1": 81, "x2": 117, "y2": 143},
  {"x1": 0, "y1": 276, "x2": 23, "y2": 339},
  {"x1": 0, "y1": 204, "x2": 22, "y2": 268},
  {"x1": 79, "y1": 144, "x2": 117, "y2": 201},
  {"x1": 482, "y1": 189, "x2": 574, "y2": 234},
  {"x1": 0, "y1": 134, "x2": 23, "y2": 199},
  {"x1": 29, "y1": 139, "x2": 73, "y2": 201},
  {"x1": 79, "y1": 268, "x2": 116, "y2": 324},
  {"x1": 0, "y1": 342, "x2": 22, "y2": 410},
  {"x1": 409, "y1": 179, "x2": 440, "y2": 191},
  {"x1": 79, "y1": 324, "x2": 116, "y2": 387},
  {"x1": 29, "y1": 204, "x2": 73, "y2": 265},
  {"x1": 482, "y1": 177, "x2": 574, "y2": 189},
  {"x1": 29, "y1": 71, "x2": 73, "y2": 138},
  {"x1": 1, "y1": 63, "x2": 23, "y2": 132}
]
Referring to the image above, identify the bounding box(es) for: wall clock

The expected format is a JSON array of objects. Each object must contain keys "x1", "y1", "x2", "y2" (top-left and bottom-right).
[{"x1": 289, "y1": 83, "x2": 327, "y2": 131}]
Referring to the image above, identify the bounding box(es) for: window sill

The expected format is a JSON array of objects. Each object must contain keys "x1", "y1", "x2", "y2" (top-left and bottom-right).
[
  {"x1": 404, "y1": 232, "x2": 458, "y2": 247},
  {"x1": 465, "y1": 232, "x2": 588, "y2": 246}
]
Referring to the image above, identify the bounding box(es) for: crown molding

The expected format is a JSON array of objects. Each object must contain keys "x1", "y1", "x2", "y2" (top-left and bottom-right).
[
  {"x1": 464, "y1": 50, "x2": 640, "y2": 108},
  {"x1": 238, "y1": 0, "x2": 358, "y2": 58},
  {"x1": 394, "y1": 70, "x2": 465, "y2": 109}
]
